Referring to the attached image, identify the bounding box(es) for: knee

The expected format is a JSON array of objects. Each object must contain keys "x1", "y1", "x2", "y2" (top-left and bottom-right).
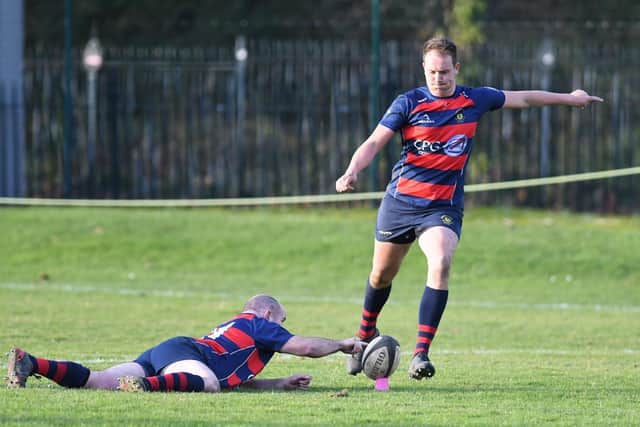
[
  {"x1": 428, "y1": 254, "x2": 453, "y2": 277},
  {"x1": 202, "y1": 377, "x2": 221, "y2": 393},
  {"x1": 369, "y1": 269, "x2": 394, "y2": 288}
]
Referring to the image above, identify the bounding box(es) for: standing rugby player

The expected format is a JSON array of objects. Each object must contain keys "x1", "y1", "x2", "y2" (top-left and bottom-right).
[{"x1": 336, "y1": 37, "x2": 603, "y2": 380}]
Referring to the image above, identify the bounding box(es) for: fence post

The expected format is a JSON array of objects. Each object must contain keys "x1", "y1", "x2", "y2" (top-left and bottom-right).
[
  {"x1": 369, "y1": 0, "x2": 380, "y2": 193},
  {"x1": 63, "y1": 0, "x2": 75, "y2": 198},
  {"x1": 0, "y1": 0, "x2": 26, "y2": 197}
]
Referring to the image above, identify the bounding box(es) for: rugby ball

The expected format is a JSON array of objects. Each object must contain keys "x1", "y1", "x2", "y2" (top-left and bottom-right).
[{"x1": 361, "y1": 335, "x2": 401, "y2": 380}]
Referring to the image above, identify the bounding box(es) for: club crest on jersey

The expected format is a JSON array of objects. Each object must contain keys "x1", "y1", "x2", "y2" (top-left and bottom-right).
[
  {"x1": 440, "y1": 214, "x2": 453, "y2": 225},
  {"x1": 443, "y1": 134, "x2": 468, "y2": 156}
]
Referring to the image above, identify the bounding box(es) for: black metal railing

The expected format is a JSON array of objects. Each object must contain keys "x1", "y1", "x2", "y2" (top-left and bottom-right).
[{"x1": 4, "y1": 39, "x2": 639, "y2": 212}]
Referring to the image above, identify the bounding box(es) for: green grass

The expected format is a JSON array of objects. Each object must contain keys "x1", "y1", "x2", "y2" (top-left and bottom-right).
[{"x1": 1, "y1": 206, "x2": 639, "y2": 426}]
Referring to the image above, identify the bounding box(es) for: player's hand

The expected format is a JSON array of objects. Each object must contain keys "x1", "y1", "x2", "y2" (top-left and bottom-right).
[
  {"x1": 280, "y1": 374, "x2": 312, "y2": 391},
  {"x1": 339, "y1": 337, "x2": 367, "y2": 354},
  {"x1": 569, "y1": 89, "x2": 604, "y2": 107},
  {"x1": 336, "y1": 173, "x2": 357, "y2": 193}
]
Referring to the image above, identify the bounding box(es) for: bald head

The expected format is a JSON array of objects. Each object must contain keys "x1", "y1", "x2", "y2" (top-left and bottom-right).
[{"x1": 243, "y1": 294, "x2": 286, "y2": 324}]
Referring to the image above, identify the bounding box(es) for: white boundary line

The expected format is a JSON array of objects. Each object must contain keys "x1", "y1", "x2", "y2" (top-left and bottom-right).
[
  {"x1": 1, "y1": 166, "x2": 639, "y2": 207},
  {"x1": 2, "y1": 282, "x2": 637, "y2": 367},
  {"x1": 2, "y1": 282, "x2": 640, "y2": 313},
  {"x1": 0, "y1": 346, "x2": 637, "y2": 371}
]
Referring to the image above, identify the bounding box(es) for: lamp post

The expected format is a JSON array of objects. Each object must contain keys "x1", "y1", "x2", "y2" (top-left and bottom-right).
[
  {"x1": 234, "y1": 35, "x2": 247, "y2": 197},
  {"x1": 539, "y1": 39, "x2": 554, "y2": 180},
  {"x1": 538, "y1": 39, "x2": 555, "y2": 205},
  {"x1": 83, "y1": 36, "x2": 103, "y2": 196}
]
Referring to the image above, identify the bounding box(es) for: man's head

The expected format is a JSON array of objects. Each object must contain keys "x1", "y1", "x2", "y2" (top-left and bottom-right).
[
  {"x1": 422, "y1": 37, "x2": 460, "y2": 98},
  {"x1": 243, "y1": 294, "x2": 286, "y2": 324}
]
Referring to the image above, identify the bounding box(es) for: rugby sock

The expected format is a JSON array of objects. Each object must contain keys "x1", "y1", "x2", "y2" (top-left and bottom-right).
[
  {"x1": 29, "y1": 355, "x2": 91, "y2": 388},
  {"x1": 415, "y1": 286, "x2": 448, "y2": 355},
  {"x1": 358, "y1": 281, "x2": 392, "y2": 340},
  {"x1": 143, "y1": 372, "x2": 205, "y2": 392}
]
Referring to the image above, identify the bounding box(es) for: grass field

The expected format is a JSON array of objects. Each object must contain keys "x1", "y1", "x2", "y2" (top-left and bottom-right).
[{"x1": 1, "y1": 206, "x2": 639, "y2": 426}]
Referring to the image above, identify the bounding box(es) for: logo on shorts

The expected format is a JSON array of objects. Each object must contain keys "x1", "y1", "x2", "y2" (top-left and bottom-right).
[
  {"x1": 378, "y1": 230, "x2": 393, "y2": 236},
  {"x1": 440, "y1": 215, "x2": 453, "y2": 225}
]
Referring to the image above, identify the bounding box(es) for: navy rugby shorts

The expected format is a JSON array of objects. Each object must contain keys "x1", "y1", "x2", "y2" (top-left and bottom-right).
[
  {"x1": 375, "y1": 194, "x2": 463, "y2": 244},
  {"x1": 134, "y1": 336, "x2": 210, "y2": 376}
]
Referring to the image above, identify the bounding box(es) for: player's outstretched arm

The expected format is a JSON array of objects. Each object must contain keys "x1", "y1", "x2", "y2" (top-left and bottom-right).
[
  {"x1": 279, "y1": 336, "x2": 365, "y2": 358},
  {"x1": 336, "y1": 125, "x2": 395, "y2": 193},
  {"x1": 502, "y1": 89, "x2": 604, "y2": 109},
  {"x1": 240, "y1": 374, "x2": 312, "y2": 391}
]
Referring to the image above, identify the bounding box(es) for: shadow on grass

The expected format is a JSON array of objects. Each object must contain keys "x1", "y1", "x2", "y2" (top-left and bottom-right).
[{"x1": 276, "y1": 383, "x2": 562, "y2": 395}]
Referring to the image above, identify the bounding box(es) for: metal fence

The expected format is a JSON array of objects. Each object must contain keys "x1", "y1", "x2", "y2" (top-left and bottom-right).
[{"x1": 14, "y1": 39, "x2": 640, "y2": 211}]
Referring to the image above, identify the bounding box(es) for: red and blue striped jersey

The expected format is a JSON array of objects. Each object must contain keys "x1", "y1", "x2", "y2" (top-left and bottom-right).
[
  {"x1": 194, "y1": 313, "x2": 293, "y2": 389},
  {"x1": 379, "y1": 85, "x2": 505, "y2": 210}
]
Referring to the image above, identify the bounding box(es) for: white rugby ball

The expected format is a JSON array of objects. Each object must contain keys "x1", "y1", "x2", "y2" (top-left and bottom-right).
[{"x1": 361, "y1": 335, "x2": 401, "y2": 380}]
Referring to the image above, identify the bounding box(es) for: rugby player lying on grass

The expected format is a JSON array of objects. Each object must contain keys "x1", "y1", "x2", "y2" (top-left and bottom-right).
[{"x1": 6, "y1": 294, "x2": 365, "y2": 392}]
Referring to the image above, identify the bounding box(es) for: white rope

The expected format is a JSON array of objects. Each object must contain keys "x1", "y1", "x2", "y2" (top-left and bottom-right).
[{"x1": 1, "y1": 166, "x2": 639, "y2": 207}]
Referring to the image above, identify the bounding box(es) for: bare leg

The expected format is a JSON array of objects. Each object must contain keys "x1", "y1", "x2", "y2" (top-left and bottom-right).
[
  {"x1": 369, "y1": 240, "x2": 412, "y2": 288},
  {"x1": 417, "y1": 226, "x2": 459, "y2": 290},
  {"x1": 84, "y1": 362, "x2": 146, "y2": 390}
]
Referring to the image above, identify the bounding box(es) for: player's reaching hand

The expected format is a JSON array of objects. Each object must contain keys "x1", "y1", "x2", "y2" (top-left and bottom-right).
[
  {"x1": 569, "y1": 89, "x2": 604, "y2": 107},
  {"x1": 279, "y1": 374, "x2": 312, "y2": 391},
  {"x1": 339, "y1": 337, "x2": 367, "y2": 354}
]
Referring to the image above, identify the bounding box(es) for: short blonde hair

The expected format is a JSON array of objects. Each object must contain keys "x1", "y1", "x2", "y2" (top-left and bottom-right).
[{"x1": 423, "y1": 38, "x2": 458, "y2": 64}]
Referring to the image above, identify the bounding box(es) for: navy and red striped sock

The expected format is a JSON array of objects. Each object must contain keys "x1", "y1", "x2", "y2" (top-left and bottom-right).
[
  {"x1": 415, "y1": 286, "x2": 448, "y2": 355},
  {"x1": 358, "y1": 281, "x2": 392, "y2": 339},
  {"x1": 29, "y1": 355, "x2": 91, "y2": 388},
  {"x1": 143, "y1": 372, "x2": 205, "y2": 392}
]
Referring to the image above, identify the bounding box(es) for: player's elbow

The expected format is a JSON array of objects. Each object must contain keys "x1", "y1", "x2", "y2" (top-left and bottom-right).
[
  {"x1": 282, "y1": 337, "x2": 319, "y2": 357},
  {"x1": 296, "y1": 343, "x2": 321, "y2": 358}
]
